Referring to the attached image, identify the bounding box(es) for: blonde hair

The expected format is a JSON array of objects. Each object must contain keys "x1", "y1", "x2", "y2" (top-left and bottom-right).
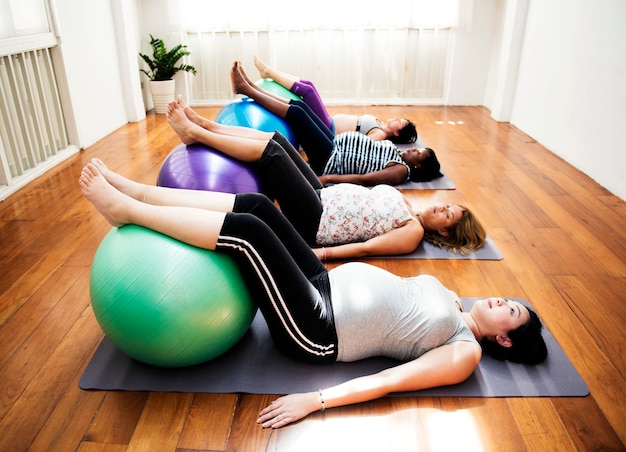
[{"x1": 423, "y1": 206, "x2": 486, "y2": 255}]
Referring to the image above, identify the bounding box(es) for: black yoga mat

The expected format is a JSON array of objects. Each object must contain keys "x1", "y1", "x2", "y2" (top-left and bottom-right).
[{"x1": 79, "y1": 298, "x2": 588, "y2": 398}]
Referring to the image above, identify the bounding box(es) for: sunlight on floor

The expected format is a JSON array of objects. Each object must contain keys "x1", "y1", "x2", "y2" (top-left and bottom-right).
[
  {"x1": 276, "y1": 407, "x2": 486, "y2": 452},
  {"x1": 278, "y1": 416, "x2": 391, "y2": 452},
  {"x1": 435, "y1": 120, "x2": 464, "y2": 125},
  {"x1": 424, "y1": 409, "x2": 484, "y2": 451}
]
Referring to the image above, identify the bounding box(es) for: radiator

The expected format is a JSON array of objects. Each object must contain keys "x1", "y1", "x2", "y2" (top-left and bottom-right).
[
  {"x1": 0, "y1": 48, "x2": 72, "y2": 200},
  {"x1": 185, "y1": 27, "x2": 450, "y2": 106}
]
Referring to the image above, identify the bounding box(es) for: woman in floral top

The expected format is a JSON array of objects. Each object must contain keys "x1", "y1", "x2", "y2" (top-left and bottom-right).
[{"x1": 166, "y1": 98, "x2": 486, "y2": 260}]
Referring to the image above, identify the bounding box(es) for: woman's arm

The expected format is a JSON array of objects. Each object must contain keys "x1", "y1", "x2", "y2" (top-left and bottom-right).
[
  {"x1": 318, "y1": 164, "x2": 408, "y2": 187},
  {"x1": 257, "y1": 341, "x2": 482, "y2": 428},
  {"x1": 314, "y1": 221, "x2": 424, "y2": 260}
]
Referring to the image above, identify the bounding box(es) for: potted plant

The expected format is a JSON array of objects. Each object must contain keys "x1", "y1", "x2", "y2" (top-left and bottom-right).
[{"x1": 139, "y1": 34, "x2": 197, "y2": 113}]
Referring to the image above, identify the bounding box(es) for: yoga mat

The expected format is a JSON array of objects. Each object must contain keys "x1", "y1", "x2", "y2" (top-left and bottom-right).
[
  {"x1": 394, "y1": 172, "x2": 456, "y2": 190},
  {"x1": 375, "y1": 235, "x2": 503, "y2": 260},
  {"x1": 79, "y1": 298, "x2": 588, "y2": 398},
  {"x1": 394, "y1": 139, "x2": 456, "y2": 189}
]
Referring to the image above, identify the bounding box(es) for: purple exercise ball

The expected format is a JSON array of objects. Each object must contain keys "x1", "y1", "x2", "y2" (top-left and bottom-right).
[{"x1": 157, "y1": 143, "x2": 264, "y2": 194}]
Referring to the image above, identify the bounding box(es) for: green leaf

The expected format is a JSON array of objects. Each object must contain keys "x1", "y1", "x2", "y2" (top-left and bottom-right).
[{"x1": 138, "y1": 34, "x2": 197, "y2": 81}]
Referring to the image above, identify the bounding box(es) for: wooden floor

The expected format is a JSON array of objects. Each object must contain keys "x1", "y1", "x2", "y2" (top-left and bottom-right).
[{"x1": 1, "y1": 105, "x2": 624, "y2": 451}]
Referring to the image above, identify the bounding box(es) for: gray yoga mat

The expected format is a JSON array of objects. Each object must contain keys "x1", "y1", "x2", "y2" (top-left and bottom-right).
[
  {"x1": 79, "y1": 298, "x2": 588, "y2": 397},
  {"x1": 376, "y1": 235, "x2": 503, "y2": 260},
  {"x1": 393, "y1": 140, "x2": 456, "y2": 190},
  {"x1": 394, "y1": 172, "x2": 456, "y2": 190}
]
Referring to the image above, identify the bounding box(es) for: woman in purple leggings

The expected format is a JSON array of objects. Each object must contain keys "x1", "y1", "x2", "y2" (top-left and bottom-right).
[{"x1": 253, "y1": 56, "x2": 417, "y2": 144}]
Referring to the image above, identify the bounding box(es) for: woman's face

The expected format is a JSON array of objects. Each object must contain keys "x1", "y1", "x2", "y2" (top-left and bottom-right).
[
  {"x1": 385, "y1": 118, "x2": 409, "y2": 135},
  {"x1": 400, "y1": 147, "x2": 430, "y2": 168},
  {"x1": 419, "y1": 203, "x2": 463, "y2": 234},
  {"x1": 470, "y1": 298, "x2": 531, "y2": 339}
]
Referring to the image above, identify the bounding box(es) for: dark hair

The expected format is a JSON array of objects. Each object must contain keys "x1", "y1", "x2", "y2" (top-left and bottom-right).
[
  {"x1": 480, "y1": 308, "x2": 548, "y2": 365},
  {"x1": 409, "y1": 148, "x2": 443, "y2": 182},
  {"x1": 388, "y1": 120, "x2": 417, "y2": 144}
]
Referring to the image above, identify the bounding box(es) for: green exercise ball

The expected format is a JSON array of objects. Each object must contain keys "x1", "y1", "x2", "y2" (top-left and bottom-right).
[
  {"x1": 255, "y1": 78, "x2": 302, "y2": 101},
  {"x1": 89, "y1": 225, "x2": 256, "y2": 367}
]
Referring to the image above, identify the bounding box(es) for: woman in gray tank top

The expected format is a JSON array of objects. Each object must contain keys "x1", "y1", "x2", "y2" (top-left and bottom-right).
[{"x1": 80, "y1": 157, "x2": 548, "y2": 431}]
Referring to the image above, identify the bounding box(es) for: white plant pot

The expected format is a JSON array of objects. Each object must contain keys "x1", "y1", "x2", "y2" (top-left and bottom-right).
[{"x1": 149, "y1": 80, "x2": 175, "y2": 114}]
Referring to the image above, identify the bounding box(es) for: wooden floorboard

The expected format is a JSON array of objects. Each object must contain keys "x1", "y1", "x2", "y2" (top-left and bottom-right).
[{"x1": 0, "y1": 105, "x2": 624, "y2": 451}]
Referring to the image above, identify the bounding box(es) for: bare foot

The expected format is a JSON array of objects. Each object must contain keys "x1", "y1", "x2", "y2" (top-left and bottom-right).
[
  {"x1": 174, "y1": 95, "x2": 205, "y2": 127},
  {"x1": 237, "y1": 61, "x2": 258, "y2": 87},
  {"x1": 79, "y1": 163, "x2": 132, "y2": 227},
  {"x1": 166, "y1": 101, "x2": 200, "y2": 145},
  {"x1": 230, "y1": 61, "x2": 252, "y2": 96},
  {"x1": 90, "y1": 158, "x2": 145, "y2": 200},
  {"x1": 254, "y1": 56, "x2": 271, "y2": 79}
]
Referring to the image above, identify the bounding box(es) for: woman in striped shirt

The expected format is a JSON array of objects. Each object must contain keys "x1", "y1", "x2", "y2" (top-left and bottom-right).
[
  {"x1": 164, "y1": 99, "x2": 485, "y2": 258},
  {"x1": 230, "y1": 61, "x2": 443, "y2": 185}
]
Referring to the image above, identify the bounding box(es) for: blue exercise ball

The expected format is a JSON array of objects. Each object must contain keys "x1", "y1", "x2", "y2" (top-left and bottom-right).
[
  {"x1": 89, "y1": 225, "x2": 256, "y2": 367},
  {"x1": 215, "y1": 97, "x2": 298, "y2": 148},
  {"x1": 157, "y1": 143, "x2": 264, "y2": 194}
]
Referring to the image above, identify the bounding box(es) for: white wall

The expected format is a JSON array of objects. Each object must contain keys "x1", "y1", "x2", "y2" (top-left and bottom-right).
[
  {"x1": 53, "y1": 0, "x2": 131, "y2": 148},
  {"x1": 446, "y1": 0, "x2": 499, "y2": 105},
  {"x1": 510, "y1": 0, "x2": 626, "y2": 200},
  {"x1": 50, "y1": 0, "x2": 625, "y2": 200}
]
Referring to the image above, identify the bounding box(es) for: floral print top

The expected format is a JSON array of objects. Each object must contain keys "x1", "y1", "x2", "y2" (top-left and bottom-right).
[{"x1": 316, "y1": 184, "x2": 414, "y2": 245}]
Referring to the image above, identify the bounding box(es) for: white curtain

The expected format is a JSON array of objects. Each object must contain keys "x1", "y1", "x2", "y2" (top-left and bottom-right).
[
  {"x1": 169, "y1": 0, "x2": 466, "y2": 31},
  {"x1": 168, "y1": 0, "x2": 470, "y2": 104}
]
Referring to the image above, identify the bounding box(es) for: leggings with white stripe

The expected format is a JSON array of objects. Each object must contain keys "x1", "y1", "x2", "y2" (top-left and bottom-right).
[{"x1": 216, "y1": 193, "x2": 338, "y2": 363}]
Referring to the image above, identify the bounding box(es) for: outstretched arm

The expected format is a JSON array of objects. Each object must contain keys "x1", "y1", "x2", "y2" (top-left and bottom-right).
[
  {"x1": 313, "y1": 220, "x2": 424, "y2": 260},
  {"x1": 258, "y1": 340, "x2": 482, "y2": 428},
  {"x1": 318, "y1": 164, "x2": 408, "y2": 187}
]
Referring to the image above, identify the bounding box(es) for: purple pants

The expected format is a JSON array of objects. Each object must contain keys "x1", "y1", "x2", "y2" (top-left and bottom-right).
[{"x1": 290, "y1": 79, "x2": 333, "y2": 132}]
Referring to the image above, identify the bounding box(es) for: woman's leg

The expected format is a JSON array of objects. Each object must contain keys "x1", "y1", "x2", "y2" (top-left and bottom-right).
[
  {"x1": 174, "y1": 96, "x2": 275, "y2": 140},
  {"x1": 280, "y1": 103, "x2": 335, "y2": 175},
  {"x1": 80, "y1": 163, "x2": 226, "y2": 250},
  {"x1": 91, "y1": 158, "x2": 236, "y2": 212},
  {"x1": 86, "y1": 155, "x2": 319, "y2": 254},
  {"x1": 253, "y1": 56, "x2": 332, "y2": 129},
  {"x1": 270, "y1": 132, "x2": 322, "y2": 189},
  {"x1": 289, "y1": 80, "x2": 333, "y2": 130},
  {"x1": 167, "y1": 101, "x2": 271, "y2": 162},
  {"x1": 231, "y1": 64, "x2": 334, "y2": 174},
  {"x1": 80, "y1": 162, "x2": 336, "y2": 363},
  {"x1": 93, "y1": 138, "x2": 322, "y2": 245},
  {"x1": 254, "y1": 56, "x2": 299, "y2": 90},
  {"x1": 217, "y1": 211, "x2": 336, "y2": 363},
  {"x1": 252, "y1": 140, "x2": 322, "y2": 243},
  {"x1": 231, "y1": 61, "x2": 292, "y2": 118},
  {"x1": 289, "y1": 100, "x2": 333, "y2": 140}
]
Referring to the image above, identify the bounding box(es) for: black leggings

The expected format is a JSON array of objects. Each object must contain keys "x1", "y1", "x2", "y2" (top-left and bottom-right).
[
  {"x1": 217, "y1": 195, "x2": 337, "y2": 363},
  {"x1": 252, "y1": 133, "x2": 323, "y2": 245},
  {"x1": 283, "y1": 100, "x2": 335, "y2": 175}
]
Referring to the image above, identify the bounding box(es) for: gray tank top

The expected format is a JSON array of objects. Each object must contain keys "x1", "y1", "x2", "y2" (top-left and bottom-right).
[
  {"x1": 329, "y1": 262, "x2": 477, "y2": 362},
  {"x1": 356, "y1": 114, "x2": 382, "y2": 135}
]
